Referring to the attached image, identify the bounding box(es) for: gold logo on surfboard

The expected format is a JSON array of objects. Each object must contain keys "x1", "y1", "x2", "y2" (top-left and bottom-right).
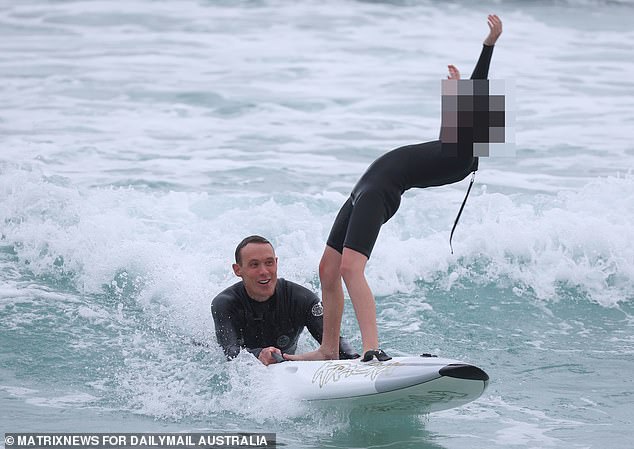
[{"x1": 312, "y1": 361, "x2": 400, "y2": 388}]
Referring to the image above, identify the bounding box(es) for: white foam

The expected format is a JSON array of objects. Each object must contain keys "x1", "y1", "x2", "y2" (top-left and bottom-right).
[
  {"x1": 0, "y1": 385, "x2": 39, "y2": 397},
  {"x1": 370, "y1": 174, "x2": 634, "y2": 306},
  {"x1": 25, "y1": 392, "x2": 98, "y2": 408},
  {"x1": 2, "y1": 166, "x2": 632, "y2": 336}
]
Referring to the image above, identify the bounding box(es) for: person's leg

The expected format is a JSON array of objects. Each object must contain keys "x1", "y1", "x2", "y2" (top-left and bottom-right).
[
  {"x1": 284, "y1": 246, "x2": 344, "y2": 361},
  {"x1": 337, "y1": 190, "x2": 392, "y2": 356},
  {"x1": 285, "y1": 199, "x2": 353, "y2": 361},
  {"x1": 317, "y1": 245, "x2": 345, "y2": 357},
  {"x1": 340, "y1": 248, "x2": 378, "y2": 354},
  {"x1": 286, "y1": 189, "x2": 395, "y2": 361}
]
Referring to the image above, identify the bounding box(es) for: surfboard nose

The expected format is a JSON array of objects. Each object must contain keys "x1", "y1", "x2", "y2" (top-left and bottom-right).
[{"x1": 439, "y1": 363, "x2": 489, "y2": 381}]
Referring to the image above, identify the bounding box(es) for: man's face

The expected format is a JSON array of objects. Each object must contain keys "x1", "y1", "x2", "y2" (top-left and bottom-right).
[{"x1": 232, "y1": 243, "x2": 278, "y2": 302}]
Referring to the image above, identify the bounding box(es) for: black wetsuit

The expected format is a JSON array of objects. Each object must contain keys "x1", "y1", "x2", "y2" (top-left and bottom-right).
[
  {"x1": 211, "y1": 278, "x2": 358, "y2": 360},
  {"x1": 327, "y1": 44, "x2": 494, "y2": 258}
]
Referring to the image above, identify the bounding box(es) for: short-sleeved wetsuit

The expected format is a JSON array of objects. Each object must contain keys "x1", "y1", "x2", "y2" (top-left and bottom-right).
[
  {"x1": 327, "y1": 44, "x2": 495, "y2": 258},
  {"x1": 211, "y1": 278, "x2": 358, "y2": 360}
]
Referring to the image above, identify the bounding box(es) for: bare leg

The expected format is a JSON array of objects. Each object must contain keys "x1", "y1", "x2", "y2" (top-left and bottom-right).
[
  {"x1": 284, "y1": 246, "x2": 343, "y2": 361},
  {"x1": 340, "y1": 248, "x2": 379, "y2": 354},
  {"x1": 319, "y1": 246, "x2": 346, "y2": 356}
]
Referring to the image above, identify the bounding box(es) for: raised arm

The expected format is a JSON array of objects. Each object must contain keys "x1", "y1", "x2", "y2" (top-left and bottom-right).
[
  {"x1": 447, "y1": 15, "x2": 503, "y2": 80},
  {"x1": 483, "y1": 14, "x2": 503, "y2": 46}
]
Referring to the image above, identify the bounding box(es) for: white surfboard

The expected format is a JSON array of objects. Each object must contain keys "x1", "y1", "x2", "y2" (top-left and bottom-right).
[{"x1": 269, "y1": 355, "x2": 489, "y2": 413}]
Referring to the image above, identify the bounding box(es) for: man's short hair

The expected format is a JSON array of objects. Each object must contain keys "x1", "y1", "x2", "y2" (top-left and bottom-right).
[{"x1": 235, "y1": 235, "x2": 273, "y2": 265}]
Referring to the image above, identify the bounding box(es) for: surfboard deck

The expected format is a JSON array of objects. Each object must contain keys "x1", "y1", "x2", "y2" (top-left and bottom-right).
[{"x1": 268, "y1": 355, "x2": 489, "y2": 413}]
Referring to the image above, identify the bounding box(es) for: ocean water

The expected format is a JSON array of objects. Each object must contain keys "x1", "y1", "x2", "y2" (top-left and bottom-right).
[{"x1": 1, "y1": 0, "x2": 633, "y2": 448}]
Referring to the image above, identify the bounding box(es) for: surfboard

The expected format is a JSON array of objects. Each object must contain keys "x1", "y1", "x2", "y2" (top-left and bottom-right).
[{"x1": 268, "y1": 354, "x2": 489, "y2": 413}]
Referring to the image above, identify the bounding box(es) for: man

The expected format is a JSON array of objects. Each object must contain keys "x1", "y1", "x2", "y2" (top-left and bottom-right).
[
  {"x1": 211, "y1": 235, "x2": 358, "y2": 365},
  {"x1": 287, "y1": 15, "x2": 504, "y2": 363}
]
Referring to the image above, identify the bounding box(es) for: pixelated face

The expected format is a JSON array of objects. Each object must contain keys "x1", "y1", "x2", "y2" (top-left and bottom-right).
[
  {"x1": 440, "y1": 79, "x2": 514, "y2": 157},
  {"x1": 232, "y1": 243, "x2": 278, "y2": 302}
]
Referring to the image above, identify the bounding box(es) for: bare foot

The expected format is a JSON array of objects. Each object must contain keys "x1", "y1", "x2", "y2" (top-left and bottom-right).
[{"x1": 284, "y1": 346, "x2": 339, "y2": 361}]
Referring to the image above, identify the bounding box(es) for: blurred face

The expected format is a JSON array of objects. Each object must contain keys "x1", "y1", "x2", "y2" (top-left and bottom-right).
[{"x1": 232, "y1": 242, "x2": 278, "y2": 302}]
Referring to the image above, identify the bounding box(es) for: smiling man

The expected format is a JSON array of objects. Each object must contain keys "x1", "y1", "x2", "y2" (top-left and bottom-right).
[{"x1": 211, "y1": 235, "x2": 358, "y2": 365}]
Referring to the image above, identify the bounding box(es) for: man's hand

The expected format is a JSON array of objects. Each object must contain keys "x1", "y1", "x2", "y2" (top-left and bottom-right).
[
  {"x1": 258, "y1": 346, "x2": 282, "y2": 366},
  {"x1": 483, "y1": 14, "x2": 503, "y2": 46}
]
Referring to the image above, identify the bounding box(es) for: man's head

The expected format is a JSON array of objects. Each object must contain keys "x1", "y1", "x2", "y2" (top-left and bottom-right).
[{"x1": 232, "y1": 235, "x2": 278, "y2": 302}]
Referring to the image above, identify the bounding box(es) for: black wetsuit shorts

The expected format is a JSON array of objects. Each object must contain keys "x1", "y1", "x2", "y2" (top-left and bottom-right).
[{"x1": 326, "y1": 189, "x2": 400, "y2": 258}]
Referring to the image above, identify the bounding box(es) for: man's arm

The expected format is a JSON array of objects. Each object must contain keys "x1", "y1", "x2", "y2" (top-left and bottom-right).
[
  {"x1": 211, "y1": 288, "x2": 282, "y2": 365},
  {"x1": 211, "y1": 292, "x2": 245, "y2": 360}
]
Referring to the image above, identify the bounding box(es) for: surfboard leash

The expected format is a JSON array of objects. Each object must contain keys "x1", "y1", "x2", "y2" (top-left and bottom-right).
[{"x1": 449, "y1": 171, "x2": 476, "y2": 254}]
